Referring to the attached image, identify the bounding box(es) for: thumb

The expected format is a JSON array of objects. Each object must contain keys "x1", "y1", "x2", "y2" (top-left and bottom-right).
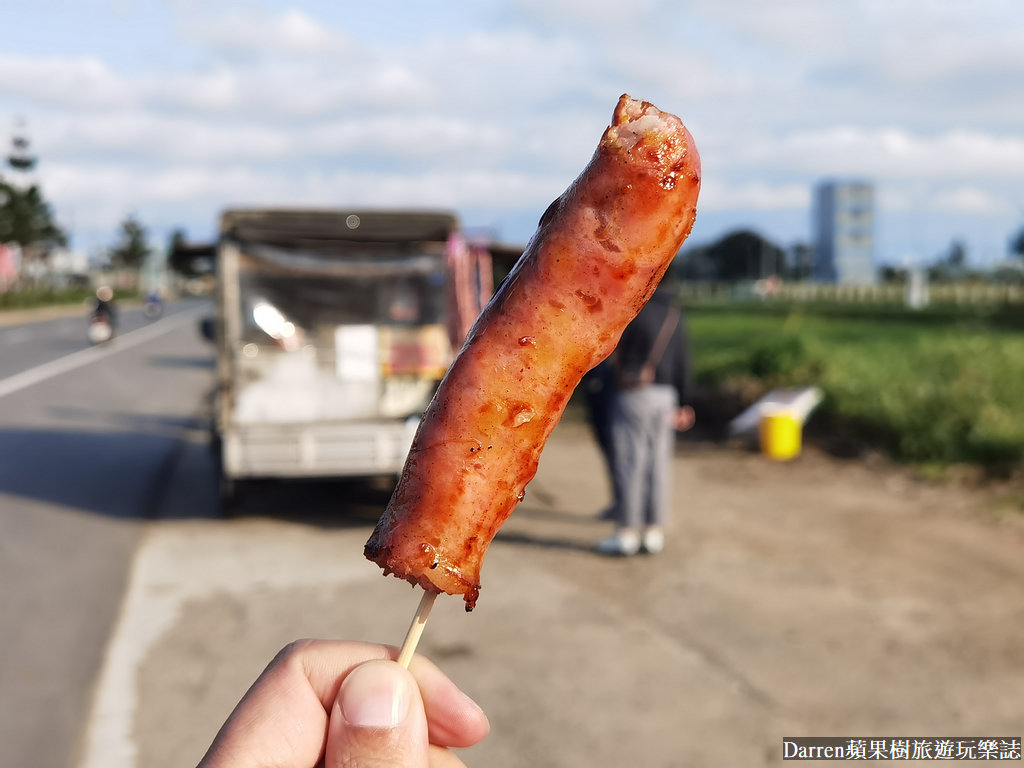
[{"x1": 326, "y1": 660, "x2": 430, "y2": 768}]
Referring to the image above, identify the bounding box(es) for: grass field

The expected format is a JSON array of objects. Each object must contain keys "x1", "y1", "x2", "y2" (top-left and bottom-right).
[
  {"x1": 0, "y1": 286, "x2": 140, "y2": 311},
  {"x1": 686, "y1": 300, "x2": 1024, "y2": 470},
  {"x1": 0, "y1": 286, "x2": 97, "y2": 311}
]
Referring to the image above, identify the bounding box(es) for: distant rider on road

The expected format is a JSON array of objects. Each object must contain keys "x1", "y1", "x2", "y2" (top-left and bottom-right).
[{"x1": 92, "y1": 286, "x2": 118, "y2": 329}]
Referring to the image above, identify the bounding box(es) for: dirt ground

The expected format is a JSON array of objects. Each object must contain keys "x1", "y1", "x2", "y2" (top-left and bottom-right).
[{"x1": 81, "y1": 412, "x2": 1024, "y2": 768}]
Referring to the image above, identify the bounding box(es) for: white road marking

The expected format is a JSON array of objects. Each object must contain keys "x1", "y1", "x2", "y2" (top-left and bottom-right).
[{"x1": 0, "y1": 310, "x2": 203, "y2": 399}]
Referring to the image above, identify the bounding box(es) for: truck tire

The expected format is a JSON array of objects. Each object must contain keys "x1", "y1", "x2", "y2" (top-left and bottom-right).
[{"x1": 209, "y1": 429, "x2": 242, "y2": 517}]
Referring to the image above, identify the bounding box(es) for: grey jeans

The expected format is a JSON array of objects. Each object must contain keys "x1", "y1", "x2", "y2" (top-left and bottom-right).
[{"x1": 610, "y1": 384, "x2": 677, "y2": 529}]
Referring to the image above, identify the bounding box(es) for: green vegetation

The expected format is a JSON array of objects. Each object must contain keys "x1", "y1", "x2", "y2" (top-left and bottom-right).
[
  {"x1": 687, "y1": 299, "x2": 1024, "y2": 470},
  {"x1": 0, "y1": 286, "x2": 95, "y2": 311},
  {"x1": 109, "y1": 215, "x2": 151, "y2": 270},
  {"x1": 0, "y1": 286, "x2": 138, "y2": 312}
]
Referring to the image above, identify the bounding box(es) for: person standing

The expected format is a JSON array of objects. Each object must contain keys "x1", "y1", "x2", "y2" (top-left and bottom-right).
[
  {"x1": 582, "y1": 358, "x2": 620, "y2": 518},
  {"x1": 596, "y1": 274, "x2": 694, "y2": 556}
]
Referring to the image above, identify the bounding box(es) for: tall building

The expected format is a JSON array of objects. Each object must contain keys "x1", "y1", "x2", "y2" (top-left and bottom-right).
[{"x1": 812, "y1": 180, "x2": 875, "y2": 283}]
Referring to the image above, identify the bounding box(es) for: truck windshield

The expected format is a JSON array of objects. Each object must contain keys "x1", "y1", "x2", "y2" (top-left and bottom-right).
[{"x1": 235, "y1": 245, "x2": 449, "y2": 346}]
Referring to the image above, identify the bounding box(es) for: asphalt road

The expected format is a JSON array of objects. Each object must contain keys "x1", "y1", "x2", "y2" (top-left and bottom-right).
[{"x1": 0, "y1": 299, "x2": 215, "y2": 768}]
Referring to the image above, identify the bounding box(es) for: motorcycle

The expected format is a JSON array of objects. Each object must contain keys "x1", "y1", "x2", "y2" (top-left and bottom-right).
[
  {"x1": 143, "y1": 293, "x2": 165, "y2": 320},
  {"x1": 87, "y1": 314, "x2": 114, "y2": 345}
]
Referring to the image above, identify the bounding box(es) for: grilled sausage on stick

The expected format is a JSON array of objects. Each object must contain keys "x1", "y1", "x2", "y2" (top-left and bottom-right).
[{"x1": 367, "y1": 95, "x2": 701, "y2": 636}]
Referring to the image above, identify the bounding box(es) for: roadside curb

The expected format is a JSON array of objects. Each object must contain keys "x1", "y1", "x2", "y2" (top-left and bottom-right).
[{"x1": 0, "y1": 299, "x2": 150, "y2": 327}]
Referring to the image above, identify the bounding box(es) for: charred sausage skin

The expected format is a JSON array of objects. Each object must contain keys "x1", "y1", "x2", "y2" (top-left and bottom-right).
[{"x1": 365, "y1": 95, "x2": 701, "y2": 609}]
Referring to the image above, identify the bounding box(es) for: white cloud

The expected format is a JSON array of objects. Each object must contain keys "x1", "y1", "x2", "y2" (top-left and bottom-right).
[
  {"x1": 0, "y1": 53, "x2": 436, "y2": 120},
  {"x1": 859, "y1": 1, "x2": 1024, "y2": 85},
  {"x1": 38, "y1": 159, "x2": 568, "y2": 246},
  {"x1": 183, "y1": 8, "x2": 353, "y2": 56},
  {"x1": 878, "y1": 183, "x2": 1016, "y2": 217},
  {"x1": 678, "y1": 0, "x2": 1024, "y2": 130},
  {"x1": 147, "y1": 60, "x2": 438, "y2": 117},
  {"x1": 687, "y1": 0, "x2": 846, "y2": 57},
  {"x1": 3, "y1": 1, "x2": 1023, "y2": 261},
  {"x1": 507, "y1": 0, "x2": 667, "y2": 28},
  {"x1": 0, "y1": 54, "x2": 134, "y2": 108},
  {"x1": 144, "y1": 69, "x2": 242, "y2": 112},
  {"x1": 608, "y1": 48, "x2": 754, "y2": 103},
  {"x1": 35, "y1": 112, "x2": 293, "y2": 161},
  {"x1": 302, "y1": 168, "x2": 566, "y2": 210},
  {"x1": 699, "y1": 180, "x2": 810, "y2": 212},
  {"x1": 42, "y1": 163, "x2": 256, "y2": 207},
  {"x1": 305, "y1": 115, "x2": 511, "y2": 163},
  {"x1": 720, "y1": 126, "x2": 1024, "y2": 180},
  {"x1": 928, "y1": 186, "x2": 1015, "y2": 216},
  {"x1": 416, "y1": 29, "x2": 593, "y2": 108},
  {"x1": 686, "y1": 0, "x2": 1024, "y2": 78},
  {"x1": 30, "y1": 107, "x2": 564, "y2": 169}
]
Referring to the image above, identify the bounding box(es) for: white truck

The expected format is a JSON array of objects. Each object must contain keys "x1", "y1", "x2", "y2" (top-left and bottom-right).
[{"x1": 207, "y1": 208, "x2": 492, "y2": 504}]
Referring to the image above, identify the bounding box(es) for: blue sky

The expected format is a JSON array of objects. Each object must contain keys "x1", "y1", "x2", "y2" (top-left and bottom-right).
[{"x1": 2, "y1": 0, "x2": 1022, "y2": 269}]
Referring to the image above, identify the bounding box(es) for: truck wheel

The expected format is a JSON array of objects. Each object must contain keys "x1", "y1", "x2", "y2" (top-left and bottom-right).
[
  {"x1": 209, "y1": 430, "x2": 242, "y2": 517},
  {"x1": 218, "y1": 476, "x2": 240, "y2": 517}
]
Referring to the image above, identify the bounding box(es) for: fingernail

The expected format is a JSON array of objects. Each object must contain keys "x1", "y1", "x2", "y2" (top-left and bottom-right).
[
  {"x1": 459, "y1": 689, "x2": 487, "y2": 719},
  {"x1": 339, "y1": 661, "x2": 412, "y2": 728}
]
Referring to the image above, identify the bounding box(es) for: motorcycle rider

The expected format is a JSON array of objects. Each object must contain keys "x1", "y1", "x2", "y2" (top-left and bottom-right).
[
  {"x1": 143, "y1": 288, "x2": 165, "y2": 319},
  {"x1": 91, "y1": 285, "x2": 118, "y2": 331}
]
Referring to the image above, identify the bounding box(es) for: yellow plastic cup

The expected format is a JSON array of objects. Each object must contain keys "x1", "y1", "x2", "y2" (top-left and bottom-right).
[{"x1": 759, "y1": 409, "x2": 802, "y2": 461}]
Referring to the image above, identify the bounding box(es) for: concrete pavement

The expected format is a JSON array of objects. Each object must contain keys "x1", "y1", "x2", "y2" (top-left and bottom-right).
[{"x1": 80, "y1": 414, "x2": 1024, "y2": 767}]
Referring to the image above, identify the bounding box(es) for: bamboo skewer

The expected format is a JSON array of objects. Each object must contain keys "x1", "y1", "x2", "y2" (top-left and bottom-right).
[{"x1": 397, "y1": 590, "x2": 438, "y2": 668}]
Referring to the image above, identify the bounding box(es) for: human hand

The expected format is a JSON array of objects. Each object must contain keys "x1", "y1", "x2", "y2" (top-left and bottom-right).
[
  {"x1": 197, "y1": 640, "x2": 489, "y2": 768},
  {"x1": 673, "y1": 405, "x2": 695, "y2": 432}
]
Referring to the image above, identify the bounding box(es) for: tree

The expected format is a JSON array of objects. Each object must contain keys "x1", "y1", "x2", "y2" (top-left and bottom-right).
[
  {"x1": 0, "y1": 124, "x2": 66, "y2": 254},
  {"x1": 167, "y1": 228, "x2": 217, "y2": 277},
  {"x1": 1011, "y1": 225, "x2": 1024, "y2": 262},
  {"x1": 928, "y1": 239, "x2": 969, "y2": 283},
  {"x1": 879, "y1": 265, "x2": 908, "y2": 284},
  {"x1": 169, "y1": 228, "x2": 187, "y2": 255},
  {"x1": 788, "y1": 242, "x2": 814, "y2": 282},
  {"x1": 0, "y1": 181, "x2": 66, "y2": 248},
  {"x1": 109, "y1": 214, "x2": 150, "y2": 270},
  {"x1": 678, "y1": 229, "x2": 787, "y2": 282},
  {"x1": 947, "y1": 239, "x2": 967, "y2": 268}
]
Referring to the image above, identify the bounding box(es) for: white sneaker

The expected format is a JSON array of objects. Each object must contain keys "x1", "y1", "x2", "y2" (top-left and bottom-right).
[
  {"x1": 595, "y1": 529, "x2": 641, "y2": 556},
  {"x1": 642, "y1": 527, "x2": 665, "y2": 555}
]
